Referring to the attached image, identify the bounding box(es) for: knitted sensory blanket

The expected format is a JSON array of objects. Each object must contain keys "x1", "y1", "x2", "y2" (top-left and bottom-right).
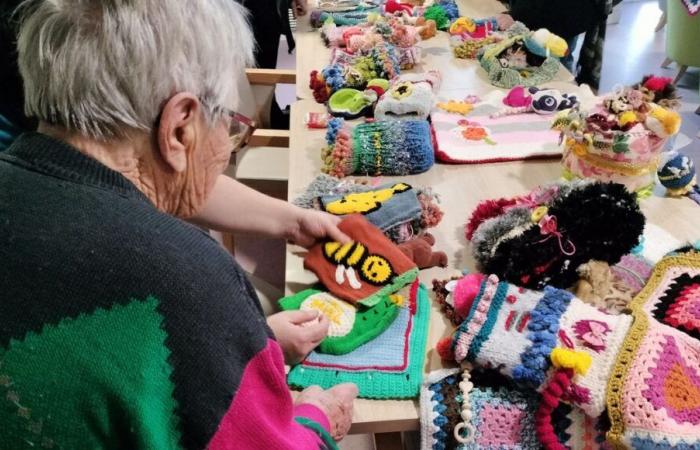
[
  {"x1": 288, "y1": 280, "x2": 430, "y2": 399},
  {"x1": 432, "y1": 90, "x2": 561, "y2": 164}
]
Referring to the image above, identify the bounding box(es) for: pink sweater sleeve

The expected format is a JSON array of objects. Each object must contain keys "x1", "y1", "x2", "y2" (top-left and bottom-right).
[{"x1": 207, "y1": 339, "x2": 332, "y2": 449}]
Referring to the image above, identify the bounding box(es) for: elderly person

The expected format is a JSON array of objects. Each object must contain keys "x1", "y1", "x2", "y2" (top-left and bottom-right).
[{"x1": 0, "y1": 1, "x2": 356, "y2": 449}]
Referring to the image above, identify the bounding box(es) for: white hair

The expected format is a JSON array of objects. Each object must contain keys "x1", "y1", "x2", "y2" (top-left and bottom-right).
[{"x1": 16, "y1": 0, "x2": 255, "y2": 139}]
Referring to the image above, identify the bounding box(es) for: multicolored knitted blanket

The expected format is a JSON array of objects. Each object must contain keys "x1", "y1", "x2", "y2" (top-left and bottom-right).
[{"x1": 288, "y1": 280, "x2": 430, "y2": 399}]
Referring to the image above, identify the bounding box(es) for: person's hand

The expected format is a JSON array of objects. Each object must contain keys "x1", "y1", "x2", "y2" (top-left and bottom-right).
[
  {"x1": 292, "y1": 0, "x2": 308, "y2": 17},
  {"x1": 267, "y1": 310, "x2": 330, "y2": 364},
  {"x1": 495, "y1": 13, "x2": 514, "y2": 30},
  {"x1": 296, "y1": 383, "x2": 358, "y2": 441},
  {"x1": 288, "y1": 209, "x2": 350, "y2": 249}
]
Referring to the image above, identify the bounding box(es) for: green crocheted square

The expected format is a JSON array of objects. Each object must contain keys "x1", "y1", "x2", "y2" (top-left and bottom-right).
[
  {"x1": 287, "y1": 281, "x2": 430, "y2": 399},
  {"x1": 278, "y1": 289, "x2": 400, "y2": 355}
]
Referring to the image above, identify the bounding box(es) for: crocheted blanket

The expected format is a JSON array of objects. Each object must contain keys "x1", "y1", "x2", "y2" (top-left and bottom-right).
[
  {"x1": 288, "y1": 280, "x2": 430, "y2": 399},
  {"x1": 432, "y1": 91, "x2": 561, "y2": 164},
  {"x1": 420, "y1": 369, "x2": 607, "y2": 449},
  {"x1": 607, "y1": 252, "x2": 700, "y2": 448}
]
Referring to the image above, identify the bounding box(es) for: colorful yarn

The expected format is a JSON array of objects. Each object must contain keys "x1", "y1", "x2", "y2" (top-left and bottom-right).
[
  {"x1": 435, "y1": 0, "x2": 460, "y2": 21},
  {"x1": 321, "y1": 118, "x2": 435, "y2": 177},
  {"x1": 423, "y1": 5, "x2": 450, "y2": 30},
  {"x1": 310, "y1": 8, "x2": 381, "y2": 28}
]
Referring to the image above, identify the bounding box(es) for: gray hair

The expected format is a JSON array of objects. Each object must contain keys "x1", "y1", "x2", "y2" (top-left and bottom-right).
[{"x1": 16, "y1": 0, "x2": 255, "y2": 139}]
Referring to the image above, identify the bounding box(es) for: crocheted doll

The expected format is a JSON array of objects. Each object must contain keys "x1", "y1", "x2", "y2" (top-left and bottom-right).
[
  {"x1": 658, "y1": 151, "x2": 700, "y2": 205},
  {"x1": 398, "y1": 233, "x2": 448, "y2": 269},
  {"x1": 465, "y1": 180, "x2": 645, "y2": 290},
  {"x1": 490, "y1": 86, "x2": 579, "y2": 118},
  {"x1": 554, "y1": 83, "x2": 682, "y2": 196},
  {"x1": 303, "y1": 214, "x2": 419, "y2": 306},
  {"x1": 293, "y1": 174, "x2": 444, "y2": 244},
  {"x1": 278, "y1": 288, "x2": 401, "y2": 355},
  {"x1": 321, "y1": 118, "x2": 435, "y2": 177},
  {"x1": 374, "y1": 71, "x2": 441, "y2": 121}
]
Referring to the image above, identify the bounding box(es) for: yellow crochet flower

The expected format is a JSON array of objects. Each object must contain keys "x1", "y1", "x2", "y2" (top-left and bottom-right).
[
  {"x1": 618, "y1": 110, "x2": 638, "y2": 127},
  {"x1": 436, "y1": 100, "x2": 474, "y2": 115},
  {"x1": 531, "y1": 206, "x2": 548, "y2": 223}
]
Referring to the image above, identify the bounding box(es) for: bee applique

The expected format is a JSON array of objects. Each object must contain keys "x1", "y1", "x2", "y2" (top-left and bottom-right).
[
  {"x1": 324, "y1": 183, "x2": 412, "y2": 215},
  {"x1": 323, "y1": 241, "x2": 394, "y2": 290}
]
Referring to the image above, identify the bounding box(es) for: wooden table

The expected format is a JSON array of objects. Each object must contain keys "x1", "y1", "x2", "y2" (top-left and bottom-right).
[{"x1": 286, "y1": 2, "x2": 700, "y2": 447}]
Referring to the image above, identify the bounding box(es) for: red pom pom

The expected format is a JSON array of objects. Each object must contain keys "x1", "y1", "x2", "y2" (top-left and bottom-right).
[
  {"x1": 453, "y1": 273, "x2": 486, "y2": 319},
  {"x1": 384, "y1": 0, "x2": 413, "y2": 13},
  {"x1": 465, "y1": 198, "x2": 518, "y2": 240},
  {"x1": 436, "y1": 337, "x2": 454, "y2": 361},
  {"x1": 643, "y1": 76, "x2": 672, "y2": 92}
]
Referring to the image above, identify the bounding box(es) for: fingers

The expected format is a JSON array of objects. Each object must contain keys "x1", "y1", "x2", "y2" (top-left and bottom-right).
[
  {"x1": 329, "y1": 383, "x2": 359, "y2": 402},
  {"x1": 287, "y1": 309, "x2": 320, "y2": 325},
  {"x1": 303, "y1": 313, "x2": 330, "y2": 342},
  {"x1": 325, "y1": 221, "x2": 351, "y2": 244}
]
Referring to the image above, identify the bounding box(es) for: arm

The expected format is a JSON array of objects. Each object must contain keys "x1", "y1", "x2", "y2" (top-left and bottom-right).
[{"x1": 192, "y1": 175, "x2": 348, "y2": 247}]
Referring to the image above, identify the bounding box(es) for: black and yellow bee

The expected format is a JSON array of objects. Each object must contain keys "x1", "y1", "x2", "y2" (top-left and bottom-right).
[{"x1": 323, "y1": 241, "x2": 394, "y2": 289}]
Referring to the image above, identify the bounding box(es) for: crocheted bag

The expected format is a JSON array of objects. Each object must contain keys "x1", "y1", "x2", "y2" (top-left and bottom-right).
[
  {"x1": 303, "y1": 214, "x2": 419, "y2": 307},
  {"x1": 478, "y1": 34, "x2": 561, "y2": 89},
  {"x1": 278, "y1": 289, "x2": 400, "y2": 355},
  {"x1": 555, "y1": 85, "x2": 681, "y2": 196},
  {"x1": 322, "y1": 118, "x2": 435, "y2": 177},
  {"x1": 288, "y1": 280, "x2": 430, "y2": 399},
  {"x1": 466, "y1": 180, "x2": 645, "y2": 290},
  {"x1": 607, "y1": 252, "x2": 700, "y2": 448},
  {"x1": 374, "y1": 71, "x2": 441, "y2": 121}
]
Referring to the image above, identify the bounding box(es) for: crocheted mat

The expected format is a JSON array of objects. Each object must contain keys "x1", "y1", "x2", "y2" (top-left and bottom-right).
[
  {"x1": 288, "y1": 280, "x2": 430, "y2": 399},
  {"x1": 420, "y1": 369, "x2": 605, "y2": 450},
  {"x1": 607, "y1": 252, "x2": 700, "y2": 448},
  {"x1": 432, "y1": 91, "x2": 561, "y2": 164}
]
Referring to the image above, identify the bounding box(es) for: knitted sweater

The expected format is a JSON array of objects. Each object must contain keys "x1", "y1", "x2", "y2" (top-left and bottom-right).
[{"x1": 0, "y1": 133, "x2": 332, "y2": 450}]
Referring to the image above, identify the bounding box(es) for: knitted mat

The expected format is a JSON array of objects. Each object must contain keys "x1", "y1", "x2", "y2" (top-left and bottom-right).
[
  {"x1": 432, "y1": 90, "x2": 561, "y2": 164},
  {"x1": 607, "y1": 252, "x2": 700, "y2": 448},
  {"x1": 288, "y1": 280, "x2": 430, "y2": 399},
  {"x1": 420, "y1": 369, "x2": 607, "y2": 450}
]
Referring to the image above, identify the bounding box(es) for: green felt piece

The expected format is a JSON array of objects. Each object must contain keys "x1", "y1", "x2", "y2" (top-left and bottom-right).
[
  {"x1": 0, "y1": 297, "x2": 182, "y2": 449},
  {"x1": 328, "y1": 88, "x2": 373, "y2": 118},
  {"x1": 279, "y1": 289, "x2": 399, "y2": 355}
]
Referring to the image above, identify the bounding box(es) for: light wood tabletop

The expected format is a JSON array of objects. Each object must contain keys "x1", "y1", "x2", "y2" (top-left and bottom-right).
[{"x1": 285, "y1": 0, "x2": 700, "y2": 445}]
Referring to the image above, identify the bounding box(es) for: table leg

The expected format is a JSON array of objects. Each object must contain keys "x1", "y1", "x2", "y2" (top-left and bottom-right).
[{"x1": 374, "y1": 432, "x2": 403, "y2": 450}]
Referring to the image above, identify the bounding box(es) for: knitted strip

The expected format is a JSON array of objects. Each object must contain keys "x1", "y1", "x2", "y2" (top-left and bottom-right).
[
  {"x1": 287, "y1": 281, "x2": 430, "y2": 399},
  {"x1": 294, "y1": 417, "x2": 339, "y2": 450},
  {"x1": 452, "y1": 275, "x2": 498, "y2": 363},
  {"x1": 535, "y1": 368, "x2": 574, "y2": 450},
  {"x1": 467, "y1": 281, "x2": 509, "y2": 361},
  {"x1": 513, "y1": 287, "x2": 573, "y2": 387}
]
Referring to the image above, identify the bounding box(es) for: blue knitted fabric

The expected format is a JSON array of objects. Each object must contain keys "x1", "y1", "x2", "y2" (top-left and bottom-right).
[
  {"x1": 512, "y1": 286, "x2": 573, "y2": 387},
  {"x1": 435, "y1": 0, "x2": 460, "y2": 21}
]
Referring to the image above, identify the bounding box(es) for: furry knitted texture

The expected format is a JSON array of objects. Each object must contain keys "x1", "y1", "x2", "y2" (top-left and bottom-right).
[
  {"x1": 304, "y1": 214, "x2": 418, "y2": 307},
  {"x1": 479, "y1": 35, "x2": 561, "y2": 88},
  {"x1": 468, "y1": 180, "x2": 645, "y2": 290},
  {"x1": 278, "y1": 289, "x2": 399, "y2": 355},
  {"x1": 321, "y1": 118, "x2": 435, "y2": 177},
  {"x1": 374, "y1": 77, "x2": 437, "y2": 121},
  {"x1": 288, "y1": 281, "x2": 430, "y2": 399}
]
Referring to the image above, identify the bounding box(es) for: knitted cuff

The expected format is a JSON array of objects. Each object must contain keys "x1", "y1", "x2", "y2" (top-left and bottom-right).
[{"x1": 294, "y1": 416, "x2": 338, "y2": 450}]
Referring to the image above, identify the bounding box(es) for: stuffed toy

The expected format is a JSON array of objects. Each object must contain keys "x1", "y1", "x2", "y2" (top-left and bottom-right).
[
  {"x1": 658, "y1": 151, "x2": 700, "y2": 205},
  {"x1": 278, "y1": 288, "x2": 401, "y2": 355},
  {"x1": 490, "y1": 86, "x2": 579, "y2": 118},
  {"x1": 555, "y1": 83, "x2": 682, "y2": 196},
  {"x1": 303, "y1": 214, "x2": 419, "y2": 307},
  {"x1": 465, "y1": 180, "x2": 645, "y2": 290},
  {"x1": 321, "y1": 117, "x2": 435, "y2": 177},
  {"x1": 397, "y1": 233, "x2": 448, "y2": 269},
  {"x1": 374, "y1": 71, "x2": 440, "y2": 121}
]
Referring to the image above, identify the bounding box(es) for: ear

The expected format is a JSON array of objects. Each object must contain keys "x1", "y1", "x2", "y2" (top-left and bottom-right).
[{"x1": 156, "y1": 93, "x2": 201, "y2": 173}]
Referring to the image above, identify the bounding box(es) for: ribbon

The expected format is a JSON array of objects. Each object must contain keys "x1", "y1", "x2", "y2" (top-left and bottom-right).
[{"x1": 537, "y1": 215, "x2": 576, "y2": 256}]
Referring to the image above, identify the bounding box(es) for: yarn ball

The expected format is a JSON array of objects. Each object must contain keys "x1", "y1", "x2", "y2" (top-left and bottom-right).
[
  {"x1": 658, "y1": 152, "x2": 696, "y2": 193},
  {"x1": 436, "y1": 336, "x2": 454, "y2": 360},
  {"x1": 469, "y1": 181, "x2": 645, "y2": 289},
  {"x1": 423, "y1": 5, "x2": 450, "y2": 31},
  {"x1": 452, "y1": 273, "x2": 486, "y2": 318}
]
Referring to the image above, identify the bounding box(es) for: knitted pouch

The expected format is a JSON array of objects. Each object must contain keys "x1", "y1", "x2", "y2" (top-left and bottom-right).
[
  {"x1": 288, "y1": 280, "x2": 430, "y2": 399},
  {"x1": 321, "y1": 118, "x2": 435, "y2": 177},
  {"x1": 478, "y1": 35, "x2": 560, "y2": 89},
  {"x1": 303, "y1": 214, "x2": 419, "y2": 307},
  {"x1": 278, "y1": 289, "x2": 400, "y2": 355},
  {"x1": 374, "y1": 71, "x2": 441, "y2": 121}
]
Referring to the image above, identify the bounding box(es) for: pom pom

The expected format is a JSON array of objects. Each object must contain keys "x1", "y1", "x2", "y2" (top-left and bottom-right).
[
  {"x1": 645, "y1": 105, "x2": 681, "y2": 138},
  {"x1": 385, "y1": 0, "x2": 412, "y2": 14},
  {"x1": 643, "y1": 75, "x2": 673, "y2": 92},
  {"x1": 503, "y1": 86, "x2": 532, "y2": 108},
  {"x1": 452, "y1": 273, "x2": 486, "y2": 319},
  {"x1": 436, "y1": 336, "x2": 454, "y2": 361},
  {"x1": 550, "y1": 348, "x2": 592, "y2": 375}
]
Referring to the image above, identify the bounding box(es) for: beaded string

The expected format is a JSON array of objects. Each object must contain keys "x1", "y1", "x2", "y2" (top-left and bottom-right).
[{"x1": 453, "y1": 362, "x2": 476, "y2": 444}]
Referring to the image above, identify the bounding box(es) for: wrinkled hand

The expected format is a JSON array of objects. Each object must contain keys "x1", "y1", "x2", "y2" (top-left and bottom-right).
[
  {"x1": 288, "y1": 209, "x2": 350, "y2": 249},
  {"x1": 292, "y1": 0, "x2": 308, "y2": 17},
  {"x1": 495, "y1": 13, "x2": 514, "y2": 30},
  {"x1": 296, "y1": 383, "x2": 358, "y2": 441},
  {"x1": 267, "y1": 310, "x2": 330, "y2": 365}
]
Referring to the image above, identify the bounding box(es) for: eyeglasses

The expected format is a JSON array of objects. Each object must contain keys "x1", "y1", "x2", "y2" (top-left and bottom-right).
[{"x1": 214, "y1": 106, "x2": 256, "y2": 152}]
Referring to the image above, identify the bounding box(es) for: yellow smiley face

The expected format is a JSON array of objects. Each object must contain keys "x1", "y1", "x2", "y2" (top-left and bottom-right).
[{"x1": 360, "y1": 255, "x2": 394, "y2": 285}]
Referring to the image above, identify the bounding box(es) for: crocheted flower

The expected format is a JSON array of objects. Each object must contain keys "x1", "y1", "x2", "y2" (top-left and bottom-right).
[
  {"x1": 538, "y1": 215, "x2": 558, "y2": 235},
  {"x1": 456, "y1": 119, "x2": 495, "y2": 145}
]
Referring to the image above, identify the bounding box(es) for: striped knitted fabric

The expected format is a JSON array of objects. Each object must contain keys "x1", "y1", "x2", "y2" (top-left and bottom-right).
[
  {"x1": 288, "y1": 281, "x2": 430, "y2": 399},
  {"x1": 321, "y1": 118, "x2": 435, "y2": 178},
  {"x1": 607, "y1": 253, "x2": 700, "y2": 448},
  {"x1": 446, "y1": 274, "x2": 632, "y2": 418}
]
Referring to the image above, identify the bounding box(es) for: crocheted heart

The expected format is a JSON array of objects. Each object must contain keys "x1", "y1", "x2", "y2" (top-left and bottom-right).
[{"x1": 642, "y1": 335, "x2": 700, "y2": 425}]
